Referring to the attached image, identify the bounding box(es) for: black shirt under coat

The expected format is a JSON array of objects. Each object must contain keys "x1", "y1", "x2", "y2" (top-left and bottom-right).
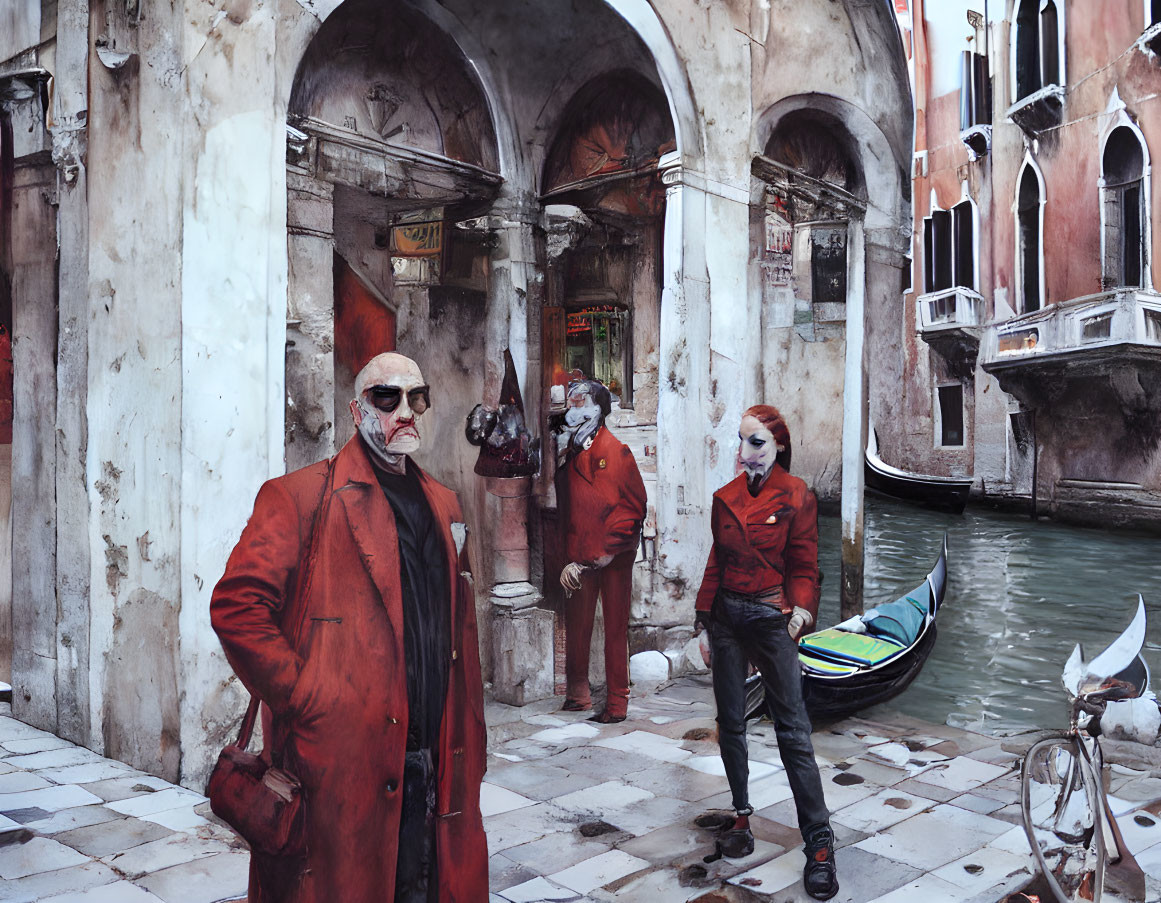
[{"x1": 372, "y1": 456, "x2": 450, "y2": 753}]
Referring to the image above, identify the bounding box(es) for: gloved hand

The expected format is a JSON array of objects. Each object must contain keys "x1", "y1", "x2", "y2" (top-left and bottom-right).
[
  {"x1": 787, "y1": 606, "x2": 814, "y2": 640},
  {"x1": 560, "y1": 561, "x2": 586, "y2": 596}
]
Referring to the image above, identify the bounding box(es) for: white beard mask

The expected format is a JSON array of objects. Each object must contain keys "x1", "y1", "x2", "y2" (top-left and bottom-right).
[
  {"x1": 564, "y1": 398, "x2": 601, "y2": 453},
  {"x1": 739, "y1": 422, "x2": 779, "y2": 492}
]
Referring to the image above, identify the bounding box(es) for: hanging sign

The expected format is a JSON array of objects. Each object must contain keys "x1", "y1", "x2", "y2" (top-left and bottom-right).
[{"x1": 392, "y1": 221, "x2": 443, "y2": 257}]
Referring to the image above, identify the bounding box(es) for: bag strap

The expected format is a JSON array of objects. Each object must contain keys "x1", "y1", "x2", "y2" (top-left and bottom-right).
[{"x1": 235, "y1": 456, "x2": 336, "y2": 751}]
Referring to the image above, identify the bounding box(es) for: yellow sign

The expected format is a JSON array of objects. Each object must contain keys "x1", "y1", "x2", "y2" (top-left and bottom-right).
[{"x1": 392, "y1": 222, "x2": 443, "y2": 257}]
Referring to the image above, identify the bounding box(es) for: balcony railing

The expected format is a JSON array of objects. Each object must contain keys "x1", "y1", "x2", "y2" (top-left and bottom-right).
[
  {"x1": 917, "y1": 287, "x2": 985, "y2": 335},
  {"x1": 981, "y1": 289, "x2": 1161, "y2": 370}
]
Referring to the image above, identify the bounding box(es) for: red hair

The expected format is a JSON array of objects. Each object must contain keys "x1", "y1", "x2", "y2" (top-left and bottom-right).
[{"x1": 743, "y1": 404, "x2": 792, "y2": 472}]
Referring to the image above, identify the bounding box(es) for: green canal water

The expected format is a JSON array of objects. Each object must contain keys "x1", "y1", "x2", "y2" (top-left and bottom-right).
[{"x1": 816, "y1": 497, "x2": 1161, "y2": 735}]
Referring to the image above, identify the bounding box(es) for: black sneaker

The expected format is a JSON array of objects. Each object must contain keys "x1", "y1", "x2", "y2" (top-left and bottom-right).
[
  {"x1": 718, "y1": 823, "x2": 754, "y2": 858},
  {"x1": 803, "y1": 824, "x2": 839, "y2": 901}
]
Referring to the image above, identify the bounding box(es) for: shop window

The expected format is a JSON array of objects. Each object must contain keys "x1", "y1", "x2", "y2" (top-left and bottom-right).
[
  {"x1": 810, "y1": 225, "x2": 847, "y2": 305},
  {"x1": 565, "y1": 305, "x2": 630, "y2": 402},
  {"x1": 1015, "y1": 0, "x2": 1063, "y2": 101},
  {"x1": 937, "y1": 384, "x2": 965, "y2": 447},
  {"x1": 1017, "y1": 165, "x2": 1043, "y2": 313},
  {"x1": 922, "y1": 201, "x2": 975, "y2": 293},
  {"x1": 1101, "y1": 126, "x2": 1148, "y2": 289}
]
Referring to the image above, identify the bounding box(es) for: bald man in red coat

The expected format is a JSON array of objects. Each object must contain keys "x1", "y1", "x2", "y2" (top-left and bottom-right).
[
  {"x1": 556, "y1": 379, "x2": 647, "y2": 723},
  {"x1": 211, "y1": 353, "x2": 487, "y2": 903}
]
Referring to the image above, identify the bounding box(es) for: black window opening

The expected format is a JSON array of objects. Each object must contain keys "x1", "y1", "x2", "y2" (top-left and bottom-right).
[
  {"x1": 1103, "y1": 127, "x2": 1147, "y2": 289},
  {"x1": 1015, "y1": 0, "x2": 1061, "y2": 101},
  {"x1": 1153, "y1": 0, "x2": 1161, "y2": 27},
  {"x1": 938, "y1": 385, "x2": 965, "y2": 447},
  {"x1": 1018, "y1": 167, "x2": 1043, "y2": 313},
  {"x1": 959, "y1": 51, "x2": 992, "y2": 131},
  {"x1": 1015, "y1": 0, "x2": 1041, "y2": 100},
  {"x1": 922, "y1": 202, "x2": 975, "y2": 294},
  {"x1": 811, "y1": 225, "x2": 848, "y2": 305}
]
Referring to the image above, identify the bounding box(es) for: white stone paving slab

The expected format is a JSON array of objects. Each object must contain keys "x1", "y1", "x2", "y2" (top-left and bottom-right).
[
  {"x1": 831, "y1": 789, "x2": 935, "y2": 833},
  {"x1": 547, "y1": 849, "x2": 650, "y2": 894},
  {"x1": 684, "y1": 755, "x2": 778, "y2": 781},
  {"x1": 0, "y1": 771, "x2": 52, "y2": 793},
  {"x1": 1, "y1": 736, "x2": 73, "y2": 755},
  {"x1": 865, "y1": 873, "x2": 973, "y2": 903},
  {"x1": 986, "y1": 825, "x2": 1036, "y2": 857},
  {"x1": 551, "y1": 781, "x2": 654, "y2": 814},
  {"x1": 499, "y1": 876, "x2": 582, "y2": 902},
  {"x1": 0, "y1": 835, "x2": 90, "y2": 879},
  {"x1": 910, "y1": 756, "x2": 1009, "y2": 794},
  {"x1": 138, "y1": 806, "x2": 215, "y2": 833},
  {"x1": 107, "y1": 787, "x2": 207, "y2": 818},
  {"x1": 853, "y1": 804, "x2": 1012, "y2": 872},
  {"x1": 726, "y1": 848, "x2": 802, "y2": 895},
  {"x1": 22, "y1": 804, "x2": 122, "y2": 835},
  {"x1": 3, "y1": 748, "x2": 104, "y2": 771},
  {"x1": 0, "y1": 783, "x2": 104, "y2": 813},
  {"x1": 930, "y1": 847, "x2": 1031, "y2": 897},
  {"x1": 1114, "y1": 803, "x2": 1161, "y2": 855},
  {"x1": 0, "y1": 860, "x2": 121, "y2": 903},
  {"x1": 593, "y1": 730, "x2": 691, "y2": 763},
  {"x1": 101, "y1": 832, "x2": 228, "y2": 880},
  {"x1": 481, "y1": 782, "x2": 538, "y2": 817},
  {"x1": 134, "y1": 850, "x2": 250, "y2": 903},
  {"x1": 36, "y1": 761, "x2": 135, "y2": 785},
  {"x1": 40, "y1": 881, "x2": 167, "y2": 902},
  {"x1": 529, "y1": 724, "x2": 602, "y2": 745}
]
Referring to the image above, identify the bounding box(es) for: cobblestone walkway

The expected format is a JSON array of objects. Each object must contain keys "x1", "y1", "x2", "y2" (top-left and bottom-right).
[{"x1": 5, "y1": 679, "x2": 1161, "y2": 902}]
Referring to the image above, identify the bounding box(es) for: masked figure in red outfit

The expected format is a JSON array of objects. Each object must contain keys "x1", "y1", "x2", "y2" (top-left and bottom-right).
[
  {"x1": 555, "y1": 379, "x2": 647, "y2": 723},
  {"x1": 694, "y1": 405, "x2": 838, "y2": 901},
  {"x1": 210, "y1": 352, "x2": 487, "y2": 903}
]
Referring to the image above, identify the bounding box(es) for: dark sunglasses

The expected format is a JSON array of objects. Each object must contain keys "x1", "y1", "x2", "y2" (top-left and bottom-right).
[{"x1": 366, "y1": 384, "x2": 430, "y2": 414}]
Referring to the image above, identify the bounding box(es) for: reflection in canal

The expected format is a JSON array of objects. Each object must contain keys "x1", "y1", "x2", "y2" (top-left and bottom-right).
[{"x1": 817, "y1": 498, "x2": 1161, "y2": 734}]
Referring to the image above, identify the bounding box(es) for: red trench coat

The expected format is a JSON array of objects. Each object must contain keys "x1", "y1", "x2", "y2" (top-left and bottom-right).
[
  {"x1": 556, "y1": 426, "x2": 647, "y2": 565},
  {"x1": 210, "y1": 436, "x2": 487, "y2": 903},
  {"x1": 694, "y1": 466, "x2": 820, "y2": 623}
]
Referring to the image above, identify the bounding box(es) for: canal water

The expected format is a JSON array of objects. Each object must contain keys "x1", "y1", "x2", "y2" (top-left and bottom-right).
[{"x1": 816, "y1": 497, "x2": 1161, "y2": 735}]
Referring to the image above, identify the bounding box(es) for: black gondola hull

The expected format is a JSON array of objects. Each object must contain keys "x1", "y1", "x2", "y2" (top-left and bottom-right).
[
  {"x1": 744, "y1": 626, "x2": 940, "y2": 725},
  {"x1": 864, "y1": 459, "x2": 971, "y2": 514}
]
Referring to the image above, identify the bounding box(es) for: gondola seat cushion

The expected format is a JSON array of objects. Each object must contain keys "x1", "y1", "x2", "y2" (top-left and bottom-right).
[
  {"x1": 863, "y1": 594, "x2": 927, "y2": 646},
  {"x1": 798, "y1": 629, "x2": 905, "y2": 667}
]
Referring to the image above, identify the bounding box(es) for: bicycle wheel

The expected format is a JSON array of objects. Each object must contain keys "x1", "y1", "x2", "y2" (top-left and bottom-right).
[{"x1": 1021, "y1": 735, "x2": 1106, "y2": 903}]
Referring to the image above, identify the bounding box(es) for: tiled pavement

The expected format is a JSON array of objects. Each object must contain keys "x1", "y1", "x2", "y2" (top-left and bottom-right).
[{"x1": 5, "y1": 680, "x2": 1161, "y2": 902}]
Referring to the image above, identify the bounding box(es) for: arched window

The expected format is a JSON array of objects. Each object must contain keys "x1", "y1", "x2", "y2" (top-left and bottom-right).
[
  {"x1": 1015, "y1": 0, "x2": 1041, "y2": 100},
  {"x1": 1040, "y1": 1, "x2": 1060, "y2": 87},
  {"x1": 1017, "y1": 164, "x2": 1044, "y2": 313},
  {"x1": 1102, "y1": 126, "x2": 1148, "y2": 289},
  {"x1": 922, "y1": 199, "x2": 976, "y2": 293},
  {"x1": 1014, "y1": 0, "x2": 1064, "y2": 102}
]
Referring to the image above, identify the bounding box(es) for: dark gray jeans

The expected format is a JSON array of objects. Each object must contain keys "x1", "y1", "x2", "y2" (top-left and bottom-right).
[
  {"x1": 710, "y1": 590, "x2": 830, "y2": 838},
  {"x1": 395, "y1": 748, "x2": 437, "y2": 902}
]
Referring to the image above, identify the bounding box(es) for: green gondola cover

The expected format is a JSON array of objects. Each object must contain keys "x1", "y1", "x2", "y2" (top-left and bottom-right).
[
  {"x1": 798, "y1": 629, "x2": 905, "y2": 667},
  {"x1": 864, "y1": 594, "x2": 928, "y2": 646}
]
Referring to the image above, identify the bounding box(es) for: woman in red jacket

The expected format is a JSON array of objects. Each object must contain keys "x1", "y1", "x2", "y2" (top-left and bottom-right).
[{"x1": 695, "y1": 405, "x2": 838, "y2": 901}]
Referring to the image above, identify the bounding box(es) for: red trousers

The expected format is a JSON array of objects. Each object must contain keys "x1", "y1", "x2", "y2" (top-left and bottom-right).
[{"x1": 565, "y1": 550, "x2": 635, "y2": 717}]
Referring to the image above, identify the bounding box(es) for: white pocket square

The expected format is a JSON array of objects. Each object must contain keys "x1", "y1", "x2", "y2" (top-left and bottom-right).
[{"x1": 451, "y1": 522, "x2": 468, "y2": 556}]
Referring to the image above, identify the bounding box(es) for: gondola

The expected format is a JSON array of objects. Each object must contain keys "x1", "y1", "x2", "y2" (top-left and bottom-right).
[
  {"x1": 745, "y1": 536, "x2": 948, "y2": 724},
  {"x1": 865, "y1": 430, "x2": 972, "y2": 514}
]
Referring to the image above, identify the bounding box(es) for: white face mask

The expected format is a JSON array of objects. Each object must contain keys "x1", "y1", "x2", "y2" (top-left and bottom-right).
[
  {"x1": 564, "y1": 391, "x2": 602, "y2": 452},
  {"x1": 352, "y1": 368, "x2": 429, "y2": 467},
  {"x1": 739, "y1": 416, "x2": 779, "y2": 490}
]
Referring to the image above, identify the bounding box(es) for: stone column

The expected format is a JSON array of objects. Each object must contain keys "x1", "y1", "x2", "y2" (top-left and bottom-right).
[
  {"x1": 655, "y1": 153, "x2": 711, "y2": 606},
  {"x1": 840, "y1": 218, "x2": 867, "y2": 620},
  {"x1": 3, "y1": 74, "x2": 59, "y2": 729},
  {"x1": 285, "y1": 170, "x2": 335, "y2": 471}
]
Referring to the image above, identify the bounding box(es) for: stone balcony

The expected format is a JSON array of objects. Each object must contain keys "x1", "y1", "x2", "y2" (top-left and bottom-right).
[
  {"x1": 981, "y1": 289, "x2": 1161, "y2": 405},
  {"x1": 916, "y1": 287, "x2": 985, "y2": 378},
  {"x1": 1005, "y1": 84, "x2": 1065, "y2": 136}
]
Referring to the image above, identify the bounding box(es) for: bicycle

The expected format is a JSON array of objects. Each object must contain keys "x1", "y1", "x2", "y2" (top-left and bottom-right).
[{"x1": 1020, "y1": 597, "x2": 1151, "y2": 903}]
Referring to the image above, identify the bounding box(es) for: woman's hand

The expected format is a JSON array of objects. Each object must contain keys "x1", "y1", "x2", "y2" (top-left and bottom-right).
[{"x1": 698, "y1": 630, "x2": 712, "y2": 668}]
